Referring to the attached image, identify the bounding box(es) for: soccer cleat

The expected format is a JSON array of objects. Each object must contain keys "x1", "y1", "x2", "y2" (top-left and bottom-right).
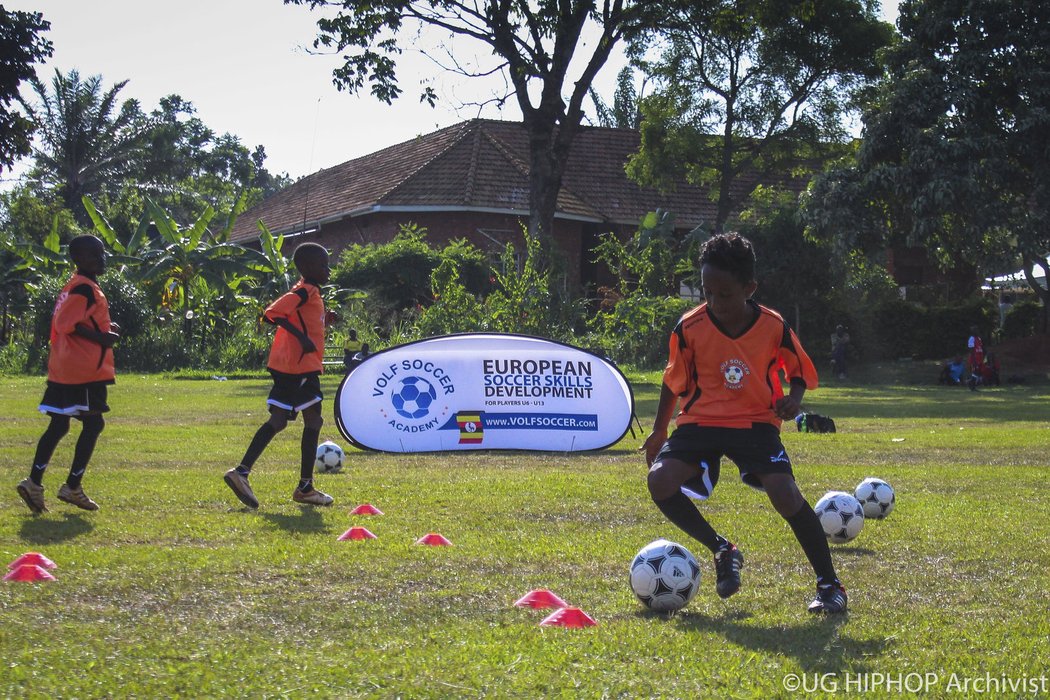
[
  {"x1": 16, "y1": 479, "x2": 48, "y2": 514},
  {"x1": 292, "y1": 487, "x2": 333, "y2": 506},
  {"x1": 714, "y1": 543, "x2": 744, "y2": 599},
  {"x1": 808, "y1": 583, "x2": 848, "y2": 614},
  {"x1": 224, "y1": 469, "x2": 259, "y2": 509},
  {"x1": 57, "y1": 483, "x2": 99, "y2": 511}
]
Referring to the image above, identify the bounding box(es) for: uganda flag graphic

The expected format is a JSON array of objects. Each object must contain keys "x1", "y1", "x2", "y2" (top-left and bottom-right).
[{"x1": 457, "y1": 412, "x2": 484, "y2": 444}]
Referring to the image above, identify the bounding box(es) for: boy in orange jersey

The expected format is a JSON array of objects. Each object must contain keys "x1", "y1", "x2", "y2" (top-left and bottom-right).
[
  {"x1": 642, "y1": 233, "x2": 847, "y2": 614},
  {"x1": 17, "y1": 235, "x2": 120, "y2": 513},
  {"x1": 224, "y1": 243, "x2": 336, "y2": 508}
]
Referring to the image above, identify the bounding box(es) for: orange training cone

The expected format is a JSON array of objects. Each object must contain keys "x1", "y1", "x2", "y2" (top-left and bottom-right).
[
  {"x1": 338, "y1": 526, "x2": 377, "y2": 541},
  {"x1": 351, "y1": 503, "x2": 384, "y2": 515},
  {"x1": 514, "y1": 589, "x2": 568, "y2": 609},
  {"x1": 539, "y1": 607, "x2": 597, "y2": 628},
  {"x1": 415, "y1": 533, "x2": 453, "y2": 546},
  {"x1": 8, "y1": 552, "x2": 56, "y2": 570},
  {"x1": 4, "y1": 564, "x2": 56, "y2": 582}
]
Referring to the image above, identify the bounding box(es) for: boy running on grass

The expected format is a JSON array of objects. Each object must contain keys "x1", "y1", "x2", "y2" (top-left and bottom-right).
[
  {"x1": 17, "y1": 235, "x2": 119, "y2": 513},
  {"x1": 642, "y1": 233, "x2": 847, "y2": 614},
  {"x1": 224, "y1": 243, "x2": 337, "y2": 509}
]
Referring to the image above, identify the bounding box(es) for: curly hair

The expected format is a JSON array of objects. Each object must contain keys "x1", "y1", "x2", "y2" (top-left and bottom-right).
[{"x1": 698, "y1": 233, "x2": 755, "y2": 285}]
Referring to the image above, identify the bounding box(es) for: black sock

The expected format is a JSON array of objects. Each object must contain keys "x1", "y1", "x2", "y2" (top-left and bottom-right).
[
  {"x1": 240, "y1": 423, "x2": 277, "y2": 470},
  {"x1": 30, "y1": 415, "x2": 70, "y2": 485},
  {"x1": 297, "y1": 478, "x2": 313, "y2": 492},
  {"x1": 66, "y1": 415, "x2": 104, "y2": 489},
  {"x1": 653, "y1": 492, "x2": 729, "y2": 554},
  {"x1": 300, "y1": 426, "x2": 320, "y2": 484},
  {"x1": 786, "y1": 501, "x2": 838, "y2": 585}
]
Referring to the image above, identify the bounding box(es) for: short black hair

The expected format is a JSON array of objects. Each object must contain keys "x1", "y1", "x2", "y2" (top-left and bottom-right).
[
  {"x1": 68, "y1": 234, "x2": 103, "y2": 259},
  {"x1": 293, "y1": 242, "x2": 328, "y2": 268},
  {"x1": 699, "y1": 232, "x2": 755, "y2": 285}
]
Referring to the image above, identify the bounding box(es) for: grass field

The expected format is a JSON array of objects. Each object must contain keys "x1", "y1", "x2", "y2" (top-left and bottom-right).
[{"x1": 1, "y1": 368, "x2": 1049, "y2": 698}]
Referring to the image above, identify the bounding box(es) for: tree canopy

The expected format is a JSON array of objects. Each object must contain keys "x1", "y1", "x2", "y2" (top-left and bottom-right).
[
  {"x1": 805, "y1": 0, "x2": 1050, "y2": 313},
  {"x1": 626, "y1": 0, "x2": 892, "y2": 232},
  {"x1": 286, "y1": 0, "x2": 647, "y2": 247},
  {"x1": 0, "y1": 6, "x2": 52, "y2": 172}
]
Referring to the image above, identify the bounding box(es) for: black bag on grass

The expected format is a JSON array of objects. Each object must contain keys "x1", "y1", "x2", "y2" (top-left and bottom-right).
[{"x1": 795, "y1": 412, "x2": 836, "y2": 433}]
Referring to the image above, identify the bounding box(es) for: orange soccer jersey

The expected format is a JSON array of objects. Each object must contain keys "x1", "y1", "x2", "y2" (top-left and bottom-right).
[
  {"x1": 662, "y1": 301, "x2": 817, "y2": 429},
  {"x1": 264, "y1": 279, "x2": 326, "y2": 374},
  {"x1": 47, "y1": 274, "x2": 115, "y2": 385}
]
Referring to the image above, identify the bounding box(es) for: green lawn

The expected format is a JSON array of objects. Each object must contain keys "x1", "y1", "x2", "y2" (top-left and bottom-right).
[{"x1": 1, "y1": 370, "x2": 1049, "y2": 698}]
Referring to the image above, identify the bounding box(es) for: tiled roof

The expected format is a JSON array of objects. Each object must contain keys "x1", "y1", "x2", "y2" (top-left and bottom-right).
[{"x1": 229, "y1": 118, "x2": 799, "y2": 243}]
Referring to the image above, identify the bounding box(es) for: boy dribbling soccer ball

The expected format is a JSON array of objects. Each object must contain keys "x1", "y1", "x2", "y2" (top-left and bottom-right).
[{"x1": 642, "y1": 233, "x2": 847, "y2": 614}]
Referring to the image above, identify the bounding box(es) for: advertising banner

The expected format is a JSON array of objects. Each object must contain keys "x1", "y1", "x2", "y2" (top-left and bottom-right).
[{"x1": 334, "y1": 334, "x2": 634, "y2": 452}]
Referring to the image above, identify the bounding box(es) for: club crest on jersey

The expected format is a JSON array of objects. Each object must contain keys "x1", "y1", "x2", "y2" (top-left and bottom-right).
[{"x1": 720, "y1": 359, "x2": 750, "y2": 389}]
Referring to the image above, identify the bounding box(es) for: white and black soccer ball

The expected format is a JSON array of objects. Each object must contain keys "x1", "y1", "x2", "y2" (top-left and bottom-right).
[
  {"x1": 390, "y1": 375, "x2": 438, "y2": 419},
  {"x1": 629, "y1": 539, "x2": 701, "y2": 612},
  {"x1": 854, "y1": 477, "x2": 896, "y2": 519},
  {"x1": 314, "y1": 440, "x2": 344, "y2": 473},
  {"x1": 814, "y1": 491, "x2": 865, "y2": 544}
]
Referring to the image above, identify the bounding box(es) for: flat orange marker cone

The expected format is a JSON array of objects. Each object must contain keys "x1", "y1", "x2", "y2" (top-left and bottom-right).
[
  {"x1": 8, "y1": 552, "x2": 56, "y2": 570},
  {"x1": 3, "y1": 564, "x2": 56, "y2": 582},
  {"x1": 338, "y1": 526, "x2": 377, "y2": 541},
  {"x1": 539, "y1": 607, "x2": 597, "y2": 628},
  {"x1": 514, "y1": 589, "x2": 568, "y2": 609},
  {"x1": 415, "y1": 533, "x2": 452, "y2": 546},
  {"x1": 351, "y1": 503, "x2": 383, "y2": 515}
]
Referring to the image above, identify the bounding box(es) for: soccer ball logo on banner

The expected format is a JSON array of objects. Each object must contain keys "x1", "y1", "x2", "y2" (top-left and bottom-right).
[{"x1": 391, "y1": 375, "x2": 438, "y2": 419}]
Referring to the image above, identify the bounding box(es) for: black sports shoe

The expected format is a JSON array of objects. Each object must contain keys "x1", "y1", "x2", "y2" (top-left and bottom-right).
[
  {"x1": 714, "y1": 543, "x2": 744, "y2": 599},
  {"x1": 808, "y1": 583, "x2": 848, "y2": 614}
]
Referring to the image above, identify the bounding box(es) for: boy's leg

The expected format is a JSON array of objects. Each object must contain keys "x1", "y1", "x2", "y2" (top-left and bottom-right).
[
  {"x1": 649, "y1": 456, "x2": 741, "y2": 598},
  {"x1": 292, "y1": 404, "x2": 332, "y2": 506},
  {"x1": 56, "y1": 414, "x2": 103, "y2": 511},
  {"x1": 225, "y1": 410, "x2": 288, "y2": 509},
  {"x1": 758, "y1": 473, "x2": 846, "y2": 614},
  {"x1": 17, "y1": 414, "x2": 72, "y2": 514},
  {"x1": 29, "y1": 414, "x2": 71, "y2": 485}
]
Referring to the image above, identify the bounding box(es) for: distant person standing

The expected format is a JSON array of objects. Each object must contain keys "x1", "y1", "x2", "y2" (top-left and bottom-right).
[
  {"x1": 998, "y1": 294, "x2": 1014, "y2": 329},
  {"x1": 967, "y1": 326, "x2": 984, "y2": 391},
  {"x1": 830, "y1": 325, "x2": 850, "y2": 379}
]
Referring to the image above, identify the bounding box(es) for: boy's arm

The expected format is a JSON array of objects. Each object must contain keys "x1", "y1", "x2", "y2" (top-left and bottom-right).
[
  {"x1": 774, "y1": 381, "x2": 806, "y2": 420},
  {"x1": 74, "y1": 322, "x2": 119, "y2": 348},
  {"x1": 641, "y1": 383, "x2": 679, "y2": 467},
  {"x1": 272, "y1": 318, "x2": 316, "y2": 353}
]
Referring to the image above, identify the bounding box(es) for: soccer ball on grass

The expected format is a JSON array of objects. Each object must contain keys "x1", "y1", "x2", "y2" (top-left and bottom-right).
[
  {"x1": 814, "y1": 491, "x2": 865, "y2": 544},
  {"x1": 629, "y1": 539, "x2": 701, "y2": 612},
  {"x1": 314, "y1": 440, "x2": 344, "y2": 473},
  {"x1": 854, "y1": 477, "x2": 895, "y2": 519}
]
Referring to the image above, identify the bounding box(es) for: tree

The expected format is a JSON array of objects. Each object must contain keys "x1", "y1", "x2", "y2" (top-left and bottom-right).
[
  {"x1": 0, "y1": 6, "x2": 52, "y2": 173},
  {"x1": 805, "y1": 0, "x2": 1050, "y2": 326},
  {"x1": 626, "y1": 0, "x2": 892, "y2": 232},
  {"x1": 22, "y1": 69, "x2": 147, "y2": 220},
  {"x1": 286, "y1": 0, "x2": 647, "y2": 248},
  {"x1": 590, "y1": 66, "x2": 644, "y2": 129}
]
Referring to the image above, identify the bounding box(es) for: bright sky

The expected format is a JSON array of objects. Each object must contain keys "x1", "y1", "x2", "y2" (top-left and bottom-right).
[{"x1": 5, "y1": 0, "x2": 901, "y2": 183}]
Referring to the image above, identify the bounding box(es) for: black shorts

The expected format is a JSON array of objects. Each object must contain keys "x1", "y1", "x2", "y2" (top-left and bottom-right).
[
  {"x1": 267, "y1": 370, "x2": 322, "y2": 418},
  {"x1": 655, "y1": 423, "x2": 794, "y2": 499},
  {"x1": 39, "y1": 380, "x2": 113, "y2": 416}
]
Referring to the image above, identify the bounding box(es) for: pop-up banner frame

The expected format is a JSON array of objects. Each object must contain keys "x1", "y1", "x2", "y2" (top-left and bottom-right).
[{"x1": 334, "y1": 333, "x2": 634, "y2": 452}]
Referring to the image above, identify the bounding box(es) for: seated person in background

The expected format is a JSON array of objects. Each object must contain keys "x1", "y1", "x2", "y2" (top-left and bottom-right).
[
  {"x1": 343, "y1": 328, "x2": 366, "y2": 372},
  {"x1": 981, "y1": 352, "x2": 1001, "y2": 386},
  {"x1": 938, "y1": 356, "x2": 966, "y2": 385}
]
